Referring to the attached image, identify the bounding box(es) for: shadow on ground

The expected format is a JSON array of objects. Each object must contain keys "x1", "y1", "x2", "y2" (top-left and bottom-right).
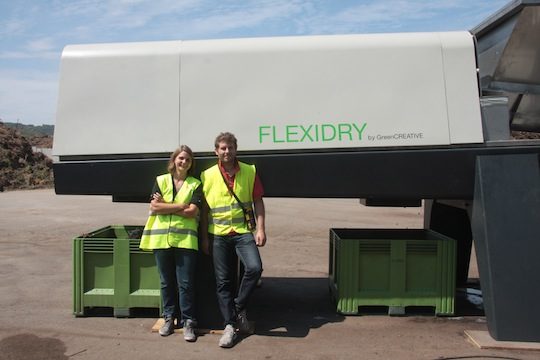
[
  {"x1": 0, "y1": 334, "x2": 68, "y2": 360},
  {"x1": 247, "y1": 276, "x2": 485, "y2": 340},
  {"x1": 75, "y1": 275, "x2": 484, "y2": 339},
  {"x1": 249, "y1": 277, "x2": 345, "y2": 338}
]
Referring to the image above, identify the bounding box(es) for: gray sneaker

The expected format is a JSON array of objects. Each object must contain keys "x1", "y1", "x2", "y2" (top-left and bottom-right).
[
  {"x1": 159, "y1": 317, "x2": 174, "y2": 336},
  {"x1": 183, "y1": 319, "x2": 197, "y2": 342},
  {"x1": 236, "y1": 309, "x2": 254, "y2": 334},
  {"x1": 219, "y1": 324, "x2": 237, "y2": 348}
]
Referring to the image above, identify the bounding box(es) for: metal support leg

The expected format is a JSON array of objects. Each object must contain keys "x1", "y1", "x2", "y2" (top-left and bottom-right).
[{"x1": 472, "y1": 153, "x2": 540, "y2": 342}]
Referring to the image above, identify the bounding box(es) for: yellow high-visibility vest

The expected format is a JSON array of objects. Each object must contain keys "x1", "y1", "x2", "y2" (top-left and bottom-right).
[
  {"x1": 139, "y1": 174, "x2": 200, "y2": 250},
  {"x1": 201, "y1": 162, "x2": 255, "y2": 235}
]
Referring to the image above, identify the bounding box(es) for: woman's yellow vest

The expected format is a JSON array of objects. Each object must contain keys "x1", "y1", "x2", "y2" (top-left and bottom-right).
[
  {"x1": 201, "y1": 162, "x2": 255, "y2": 235},
  {"x1": 139, "y1": 174, "x2": 200, "y2": 251}
]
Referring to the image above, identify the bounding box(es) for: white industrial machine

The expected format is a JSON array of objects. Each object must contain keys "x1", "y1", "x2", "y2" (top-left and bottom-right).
[
  {"x1": 53, "y1": 30, "x2": 487, "y2": 203},
  {"x1": 53, "y1": 0, "x2": 540, "y2": 342},
  {"x1": 54, "y1": 32, "x2": 483, "y2": 157}
]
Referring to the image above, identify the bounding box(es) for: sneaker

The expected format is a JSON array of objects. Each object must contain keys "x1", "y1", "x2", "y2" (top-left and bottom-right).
[
  {"x1": 219, "y1": 324, "x2": 237, "y2": 348},
  {"x1": 183, "y1": 319, "x2": 197, "y2": 342},
  {"x1": 159, "y1": 317, "x2": 174, "y2": 336},
  {"x1": 236, "y1": 309, "x2": 253, "y2": 334}
]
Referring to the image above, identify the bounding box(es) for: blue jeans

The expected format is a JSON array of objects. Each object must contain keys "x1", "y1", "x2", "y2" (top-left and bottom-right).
[
  {"x1": 153, "y1": 248, "x2": 197, "y2": 323},
  {"x1": 212, "y1": 232, "x2": 263, "y2": 326}
]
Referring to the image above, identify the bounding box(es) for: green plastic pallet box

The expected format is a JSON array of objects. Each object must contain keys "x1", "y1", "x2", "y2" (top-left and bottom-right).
[
  {"x1": 73, "y1": 225, "x2": 161, "y2": 317},
  {"x1": 329, "y1": 228, "x2": 456, "y2": 316}
]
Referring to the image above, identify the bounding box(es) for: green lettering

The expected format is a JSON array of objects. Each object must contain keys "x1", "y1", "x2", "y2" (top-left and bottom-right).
[
  {"x1": 260, "y1": 122, "x2": 367, "y2": 144},
  {"x1": 321, "y1": 124, "x2": 336, "y2": 141},
  {"x1": 338, "y1": 123, "x2": 353, "y2": 141},
  {"x1": 259, "y1": 126, "x2": 271, "y2": 143},
  {"x1": 352, "y1": 122, "x2": 367, "y2": 140},
  {"x1": 286, "y1": 125, "x2": 299, "y2": 142},
  {"x1": 272, "y1": 125, "x2": 285, "y2": 143},
  {"x1": 299, "y1": 125, "x2": 314, "y2": 142}
]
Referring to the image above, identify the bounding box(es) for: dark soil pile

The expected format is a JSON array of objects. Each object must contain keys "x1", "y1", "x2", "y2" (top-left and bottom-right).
[
  {"x1": 29, "y1": 135, "x2": 54, "y2": 148},
  {"x1": 0, "y1": 122, "x2": 53, "y2": 191}
]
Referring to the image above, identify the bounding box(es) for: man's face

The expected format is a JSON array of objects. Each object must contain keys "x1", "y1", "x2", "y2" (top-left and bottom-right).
[{"x1": 215, "y1": 141, "x2": 237, "y2": 164}]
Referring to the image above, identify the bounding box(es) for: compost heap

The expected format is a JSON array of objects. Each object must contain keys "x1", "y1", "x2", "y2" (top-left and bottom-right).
[{"x1": 0, "y1": 122, "x2": 53, "y2": 191}]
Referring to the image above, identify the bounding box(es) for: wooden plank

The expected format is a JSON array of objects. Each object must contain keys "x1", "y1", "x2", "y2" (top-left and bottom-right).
[
  {"x1": 465, "y1": 330, "x2": 540, "y2": 351},
  {"x1": 151, "y1": 318, "x2": 255, "y2": 335},
  {"x1": 151, "y1": 318, "x2": 225, "y2": 335}
]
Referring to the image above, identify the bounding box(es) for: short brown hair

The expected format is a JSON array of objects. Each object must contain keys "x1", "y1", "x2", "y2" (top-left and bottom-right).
[
  {"x1": 214, "y1": 132, "x2": 238, "y2": 149},
  {"x1": 167, "y1": 145, "x2": 195, "y2": 176}
]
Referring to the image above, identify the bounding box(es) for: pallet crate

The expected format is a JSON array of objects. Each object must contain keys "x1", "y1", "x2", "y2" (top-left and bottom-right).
[
  {"x1": 329, "y1": 228, "x2": 456, "y2": 316},
  {"x1": 73, "y1": 225, "x2": 161, "y2": 317}
]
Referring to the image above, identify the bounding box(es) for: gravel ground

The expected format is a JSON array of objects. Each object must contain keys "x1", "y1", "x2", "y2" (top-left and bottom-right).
[{"x1": 0, "y1": 189, "x2": 537, "y2": 360}]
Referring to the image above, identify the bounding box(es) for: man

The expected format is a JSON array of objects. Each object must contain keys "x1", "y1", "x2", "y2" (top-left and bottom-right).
[{"x1": 200, "y1": 132, "x2": 267, "y2": 348}]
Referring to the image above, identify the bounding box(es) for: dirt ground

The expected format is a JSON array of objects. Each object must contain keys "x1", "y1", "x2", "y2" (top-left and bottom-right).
[{"x1": 0, "y1": 189, "x2": 537, "y2": 360}]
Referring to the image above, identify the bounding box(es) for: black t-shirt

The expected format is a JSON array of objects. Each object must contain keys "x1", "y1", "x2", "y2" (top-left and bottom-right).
[{"x1": 151, "y1": 175, "x2": 202, "y2": 209}]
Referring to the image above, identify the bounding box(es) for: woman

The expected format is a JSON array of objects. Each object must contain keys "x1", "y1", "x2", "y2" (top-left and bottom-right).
[{"x1": 139, "y1": 145, "x2": 201, "y2": 342}]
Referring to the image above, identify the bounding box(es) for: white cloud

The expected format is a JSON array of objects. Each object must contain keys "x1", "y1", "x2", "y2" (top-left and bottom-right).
[
  {"x1": 296, "y1": 0, "x2": 509, "y2": 34},
  {"x1": 0, "y1": 70, "x2": 58, "y2": 125},
  {"x1": 0, "y1": 18, "x2": 28, "y2": 37},
  {"x1": 0, "y1": 0, "x2": 514, "y2": 125},
  {"x1": 51, "y1": 0, "x2": 204, "y2": 30},
  {"x1": 6, "y1": 51, "x2": 58, "y2": 60},
  {"x1": 46, "y1": 0, "x2": 308, "y2": 39},
  {"x1": 26, "y1": 38, "x2": 56, "y2": 52},
  {"x1": 175, "y1": 0, "x2": 308, "y2": 36}
]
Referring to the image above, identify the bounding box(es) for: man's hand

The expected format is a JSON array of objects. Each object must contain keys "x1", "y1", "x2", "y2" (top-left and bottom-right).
[
  {"x1": 253, "y1": 198, "x2": 266, "y2": 247},
  {"x1": 255, "y1": 228, "x2": 266, "y2": 247}
]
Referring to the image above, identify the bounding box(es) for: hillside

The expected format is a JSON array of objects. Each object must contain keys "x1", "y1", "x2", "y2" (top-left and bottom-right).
[
  {"x1": 0, "y1": 122, "x2": 53, "y2": 191},
  {"x1": 3, "y1": 122, "x2": 54, "y2": 148},
  {"x1": 3, "y1": 122, "x2": 54, "y2": 137}
]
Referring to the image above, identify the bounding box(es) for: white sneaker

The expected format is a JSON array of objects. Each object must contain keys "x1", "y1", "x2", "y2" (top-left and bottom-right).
[
  {"x1": 158, "y1": 317, "x2": 174, "y2": 336},
  {"x1": 219, "y1": 324, "x2": 237, "y2": 348}
]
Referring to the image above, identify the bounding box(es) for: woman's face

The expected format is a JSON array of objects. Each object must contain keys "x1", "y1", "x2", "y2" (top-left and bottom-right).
[{"x1": 174, "y1": 151, "x2": 192, "y2": 172}]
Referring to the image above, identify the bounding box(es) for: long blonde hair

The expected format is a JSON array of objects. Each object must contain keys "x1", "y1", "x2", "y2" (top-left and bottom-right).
[{"x1": 167, "y1": 145, "x2": 195, "y2": 176}]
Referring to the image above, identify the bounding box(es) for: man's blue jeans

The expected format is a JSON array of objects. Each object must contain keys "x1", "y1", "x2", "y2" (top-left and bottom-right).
[
  {"x1": 153, "y1": 247, "x2": 197, "y2": 323},
  {"x1": 212, "y1": 232, "x2": 263, "y2": 326}
]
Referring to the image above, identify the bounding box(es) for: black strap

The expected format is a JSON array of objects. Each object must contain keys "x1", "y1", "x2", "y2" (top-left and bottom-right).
[{"x1": 219, "y1": 168, "x2": 248, "y2": 211}]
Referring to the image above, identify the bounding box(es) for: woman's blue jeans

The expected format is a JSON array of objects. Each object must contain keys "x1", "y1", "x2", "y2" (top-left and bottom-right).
[
  {"x1": 153, "y1": 247, "x2": 197, "y2": 323},
  {"x1": 212, "y1": 232, "x2": 263, "y2": 326}
]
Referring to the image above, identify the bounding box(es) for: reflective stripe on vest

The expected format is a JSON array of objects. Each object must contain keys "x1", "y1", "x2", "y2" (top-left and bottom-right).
[
  {"x1": 142, "y1": 227, "x2": 198, "y2": 237},
  {"x1": 139, "y1": 174, "x2": 200, "y2": 251},
  {"x1": 210, "y1": 202, "x2": 254, "y2": 215},
  {"x1": 201, "y1": 162, "x2": 255, "y2": 235}
]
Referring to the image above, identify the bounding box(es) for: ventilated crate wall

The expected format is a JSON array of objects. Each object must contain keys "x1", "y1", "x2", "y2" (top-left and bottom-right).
[
  {"x1": 73, "y1": 225, "x2": 161, "y2": 317},
  {"x1": 329, "y1": 229, "x2": 456, "y2": 316}
]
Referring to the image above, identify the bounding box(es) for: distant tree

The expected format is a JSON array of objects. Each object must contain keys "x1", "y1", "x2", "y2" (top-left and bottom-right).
[{"x1": 3, "y1": 122, "x2": 54, "y2": 137}]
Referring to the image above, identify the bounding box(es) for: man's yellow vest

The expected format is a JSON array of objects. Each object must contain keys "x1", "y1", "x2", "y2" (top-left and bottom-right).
[
  {"x1": 139, "y1": 174, "x2": 200, "y2": 251},
  {"x1": 201, "y1": 162, "x2": 255, "y2": 235}
]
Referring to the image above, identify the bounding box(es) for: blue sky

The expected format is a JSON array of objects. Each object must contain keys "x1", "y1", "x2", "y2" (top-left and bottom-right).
[{"x1": 1, "y1": 0, "x2": 509, "y2": 126}]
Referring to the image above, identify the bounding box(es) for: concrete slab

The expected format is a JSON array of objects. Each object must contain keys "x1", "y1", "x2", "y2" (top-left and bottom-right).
[{"x1": 465, "y1": 330, "x2": 540, "y2": 351}]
